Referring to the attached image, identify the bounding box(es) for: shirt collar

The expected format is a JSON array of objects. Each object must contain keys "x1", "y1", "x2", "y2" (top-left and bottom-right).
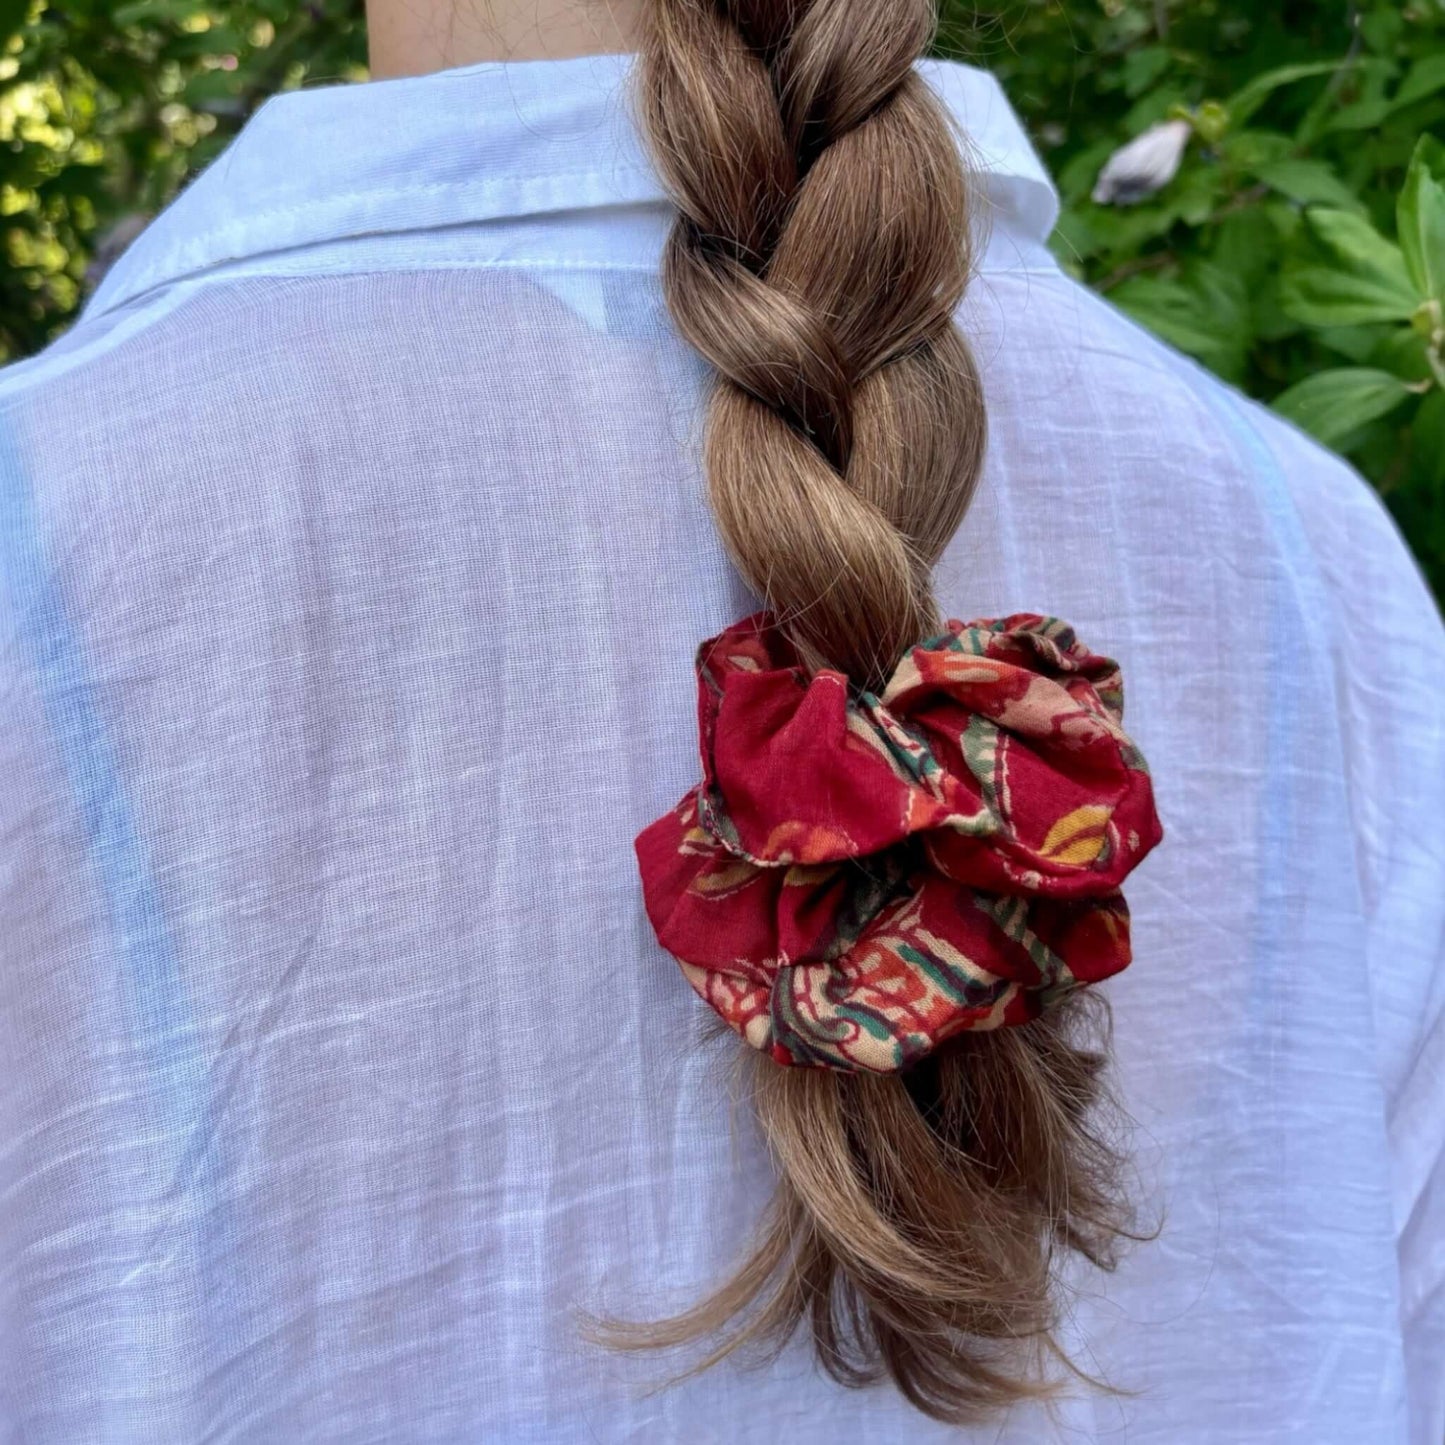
[{"x1": 87, "y1": 51, "x2": 1059, "y2": 320}]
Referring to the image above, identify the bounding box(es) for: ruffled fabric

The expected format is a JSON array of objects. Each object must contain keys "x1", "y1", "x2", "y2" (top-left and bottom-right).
[{"x1": 635, "y1": 612, "x2": 1163, "y2": 1073}]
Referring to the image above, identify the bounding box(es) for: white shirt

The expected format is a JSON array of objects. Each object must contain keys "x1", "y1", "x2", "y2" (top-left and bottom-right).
[{"x1": 1, "y1": 51, "x2": 1441, "y2": 1445}]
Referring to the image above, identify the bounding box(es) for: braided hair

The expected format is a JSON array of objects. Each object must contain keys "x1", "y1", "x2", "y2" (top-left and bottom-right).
[{"x1": 610, "y1": 0, "x2": 1138, "y2": 1421}]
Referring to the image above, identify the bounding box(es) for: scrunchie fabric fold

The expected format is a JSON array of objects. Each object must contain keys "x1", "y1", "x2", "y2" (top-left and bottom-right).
[{"x1": 635, "y1": 611, "x2": 1162, "y2": 1073}]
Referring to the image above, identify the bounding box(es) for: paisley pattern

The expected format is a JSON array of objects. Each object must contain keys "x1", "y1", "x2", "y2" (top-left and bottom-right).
[{"x1": 635, "y1": 612, "x2": 1163, "y2": 1073}]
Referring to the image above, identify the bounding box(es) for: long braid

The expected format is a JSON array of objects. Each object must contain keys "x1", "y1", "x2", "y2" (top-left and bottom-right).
[
  {"x1": 639, "y1": 0, "x2": 983, "y2": 685},
  {"x1": 619, "y1": 0, "x2": 1136, "y2": 1421}
]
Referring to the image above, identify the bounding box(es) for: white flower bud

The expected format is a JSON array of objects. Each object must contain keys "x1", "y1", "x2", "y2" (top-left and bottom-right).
[{"x1": 1092, "y1": 119, "x2": 1193, "y2": 206}]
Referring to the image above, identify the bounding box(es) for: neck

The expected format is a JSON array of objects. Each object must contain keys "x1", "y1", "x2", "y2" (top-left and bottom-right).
[{"x1": 366, "y1": 0, "x2": 642, "y2": 78}]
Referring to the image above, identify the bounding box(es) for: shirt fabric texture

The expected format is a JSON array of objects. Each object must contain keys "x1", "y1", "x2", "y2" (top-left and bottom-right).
[{"x1": 1, "y1": 51, "x2": 1442, "y2": 1444}]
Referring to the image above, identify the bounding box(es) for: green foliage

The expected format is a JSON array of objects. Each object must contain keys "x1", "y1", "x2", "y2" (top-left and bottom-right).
[
  {"x1": 937, "y1": 0, "x2": 1445, "y2": 597},
  {"x1": 1, "y1": 0, "x2": 1442, "y2": 596},
  {"x1": 0, "y1": 0, "x2": 364, "y2": 358},
  {"x1": 1273, "y1": 366, "x2": 1418, "y2": 448}
]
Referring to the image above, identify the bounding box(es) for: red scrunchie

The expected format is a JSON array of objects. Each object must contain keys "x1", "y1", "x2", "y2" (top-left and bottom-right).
[{"x1": 635, "y1": 612, "x2": 1162, "y2": 1073}]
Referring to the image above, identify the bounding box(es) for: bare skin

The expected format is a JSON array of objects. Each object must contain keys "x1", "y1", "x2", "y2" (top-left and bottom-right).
[{"x1": 365, "y1": 0, "x2": 642, "y2": 77}]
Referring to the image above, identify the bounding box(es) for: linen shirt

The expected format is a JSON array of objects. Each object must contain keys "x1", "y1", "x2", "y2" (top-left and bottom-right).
[{"x1": 1, "y1": 51, "x2": 1442, "y2": 1444}]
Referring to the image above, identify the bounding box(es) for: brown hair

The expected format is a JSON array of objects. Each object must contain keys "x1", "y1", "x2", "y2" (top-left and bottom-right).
[{"x1": 608, "y1": 0, "x2": 1137, "y2": 1422}]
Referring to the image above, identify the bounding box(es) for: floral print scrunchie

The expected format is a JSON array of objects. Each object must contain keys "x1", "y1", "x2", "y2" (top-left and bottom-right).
[{"x1": 635, "y1": 612, "x2": 1163, "y2": 1074}]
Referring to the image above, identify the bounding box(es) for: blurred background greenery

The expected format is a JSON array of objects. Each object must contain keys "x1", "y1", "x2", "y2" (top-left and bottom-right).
[{"x1": 4, "y1": 0, "x2": 1443, "y2": 594}]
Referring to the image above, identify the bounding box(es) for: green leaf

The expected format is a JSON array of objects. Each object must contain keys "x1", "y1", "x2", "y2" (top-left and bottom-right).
[
  {"x1": 1122, "y1": 85, "x2": 1189, "y2": 134},
  {"x1": 1112, "y1": 277, "x2": 1220, "y2": 354},
  {"x1": 1399, "y1": 135, "x2": 1445, "y2": 301},
  {"x1": 1323, "y1": 97, "x2": 1396, "y2": 133},
  {"x1": 1272, "y1": 368, "x2": 1416, "y2": 449},
  {"x1": 1281, "y1": 268, "x2": 1418, "y2": 327},
  {"x1": 1410, "y1": 388, "x2": 1445, "y2": 491},
  {"x1": 1281, "y1": 209, "x2": 1422, "y2": 326},
  {"x1": 1113, "y1": 262, "x2": 1252, "y2": 382},
  {"x1": 1294, "y1": 59, "x2": 1395, "y2": 149},
  {"x1": 1221, "y1": 128, "x2": 1293, "y2": 170},
  {"x1": 1314, "y1": 324, "x2": 1391, "y2": 364},
  {"x1": 1169, "y1": 164, "x2": 1225, "y2": 228},
  {"x1": 1213, "y1": 206, "x2": 1283, "y2": 289},
  {"x1": 1369, "y1": 327, "x2": 1433, "y2": 385},
  {"x1": 1361, "y1": 7, "x2": 1406, "y2": 51},
  {"x1": 1055, "y1": 138, "x2": 1117, "y2": 209},
  {"x1": 1123, "y1": 46, "x2": 1172, "y2": 100},
  {"x1": 1228, "y1": 61, "x2": 1344, "y2": 127},
  {"x1": 1395, "y1": 55, "x2": 1445, "y2": 113},
  {"x1": 1392, "y1": 390, "x2": 1445, "y2": 599},
  {"x1": 1049, "y1": 209, "x2": 1100, "y2": 268},
  {"x1": 1251, "y1": 158, "x2": 1365, "y2": 214}
]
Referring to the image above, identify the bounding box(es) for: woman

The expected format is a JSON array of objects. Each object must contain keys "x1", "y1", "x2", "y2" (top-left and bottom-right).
[{"x1": 0, "y1": 0, "x2": 1440, "y2": 1439}]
